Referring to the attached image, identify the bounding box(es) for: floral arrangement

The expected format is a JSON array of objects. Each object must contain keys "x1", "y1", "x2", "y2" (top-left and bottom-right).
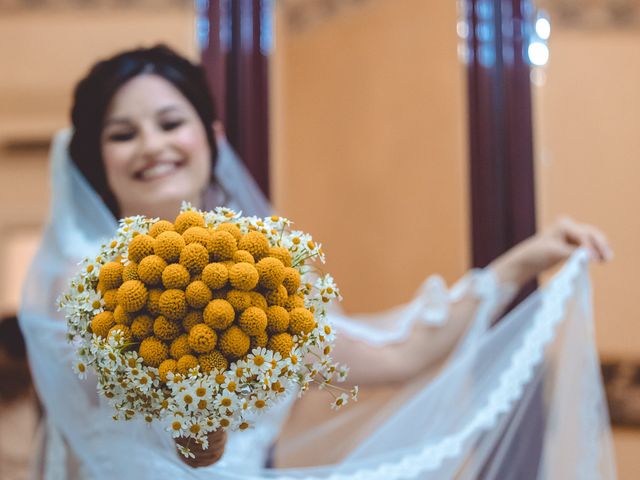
[{"x1": 58, "y1": 204, "x2": 357, "y2": 456}]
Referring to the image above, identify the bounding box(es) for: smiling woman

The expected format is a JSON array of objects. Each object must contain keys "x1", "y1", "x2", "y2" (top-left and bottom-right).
[
  {"x1": 100, "y1": 75, "x2": 212, "y2": 219},
  {"x1": 69, "y1": 46, "x2": 219, "y2": 221}
]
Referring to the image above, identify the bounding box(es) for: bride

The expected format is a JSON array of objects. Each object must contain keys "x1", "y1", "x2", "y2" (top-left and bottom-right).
[{"x1": 19, "y1": 45, "x2": 615, "y2": 479}]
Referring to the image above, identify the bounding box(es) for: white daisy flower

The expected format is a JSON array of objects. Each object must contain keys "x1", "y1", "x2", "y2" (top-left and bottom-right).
[
  {"x1": 185, "y1": 417, "x2": 208, "y2": 437},
  {"x1": 134, "y1": 372, "x2": 154, "y2": 394},
  {"x1": 336, "y1": 365, "x2": 350, "y2": 382},
  {"x1": 221, "y1": 377, "x2": 239, "y2": 394},
  {"x1": 176, "y1": 443, "x2": 195, "y2": 459},
  {"x1": 331, "y1": 393, "x2": 349, "y2": 410},
  {"x1": 73, "y1": 360, "x2": 88, "y2": 379},
  {"x1": 216, "y1": 390, "x2": 238, "y2": 411},
  {"x1": 167, "y1": 411, "x2": 188, "y2": 438},
  {"x1": 252, "y1": 390, "x2": 270, "y2": 412},
  {"x1": 85, "y1": 291, "x2": 104, "y2": 315},
  {"x1": 350, "y1": 386, "x2": 359, "y2": 400}
]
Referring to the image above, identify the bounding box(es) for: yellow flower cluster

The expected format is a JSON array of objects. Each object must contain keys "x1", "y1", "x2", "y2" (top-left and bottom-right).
[{"x1": 92, "y1": 211, "x2": 313, "y2": 381}]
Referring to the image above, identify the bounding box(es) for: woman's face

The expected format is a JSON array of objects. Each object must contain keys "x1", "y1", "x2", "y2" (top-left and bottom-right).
[{"x1": 101, "y1": 74, "x2": 212, "y2": 219}]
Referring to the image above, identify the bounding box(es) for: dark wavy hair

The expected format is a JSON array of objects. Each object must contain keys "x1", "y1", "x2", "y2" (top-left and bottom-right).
[{"x1": 69, "y1": 45, "x2": 218, "y2": 218}]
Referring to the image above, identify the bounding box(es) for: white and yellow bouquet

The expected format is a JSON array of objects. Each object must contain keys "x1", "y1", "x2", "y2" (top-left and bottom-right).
[{"x1": 58, "y1": 205, "x2": 356, "y2": 456}]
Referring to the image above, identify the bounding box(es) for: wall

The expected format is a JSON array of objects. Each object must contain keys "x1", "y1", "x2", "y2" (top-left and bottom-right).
[
  {"x1": 534, "y1": 28, "x2": 640, "y2": 479},
  {"x1": 272, "y1": 0, "x2": 469, "y2": 314},
  {"x1": 535, "y1": 29, "x2": 640, "y2": 359},
  {"x1": 0, "y1": 8, "x2": 196, "y2": 312}
]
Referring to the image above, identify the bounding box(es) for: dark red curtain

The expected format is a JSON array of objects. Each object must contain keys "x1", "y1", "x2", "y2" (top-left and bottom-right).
[
  {"x1": 201, "y1": 0, "x2": 272, "y2": 199},
  {"x1": 465, "y1": 0, "x2": 537, "y2": 269},
  {"x1": 466, "y1": 5, "x2": 541, "y2": 478}
]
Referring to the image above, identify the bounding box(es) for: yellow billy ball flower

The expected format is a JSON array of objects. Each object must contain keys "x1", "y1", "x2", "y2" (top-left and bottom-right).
[
  {"x1": 229, "y1": 262, "x2": 259, "y2": 291},
  {"x1": 185, "y1": 280, "x2": 212, "y2": 309},
  {"x1": 146, "y1": 288, "x2": 163, "y2": 316},
  {"x1": 162, "y1": 264, "x2": 190, "y2": 290},
  {"x1": 158, "y1": 359, "x2": 178, "y2": 382},
  {"x1": 238, "y1": 231, "x2": 270, "y2": 260},
  {"x1": 264, "y1": 285, "x2": 288, "y2": 307},
  {"x1": 282, "y1": 267, "x2": 301, "y2": 295},
  {"x1": 217, "y1": 222, "x2": 242, "y2": 242},
  {"x1": 256, "y1": 257, "x2": 285, "y2": 290},
  {"x1": 108, "y1": 324, "x2": 132, "y2": 344},
  {"x1": 238, "y1": 307, "x2": 268, "y2": 336},
  {"x1": 248, "y1": 291, "x2": 268, "y2": 311},
  {"x1": 267, "y1": 333, "x2": 294, "y2": 358},
  {"x1": 128, "y1": 234, "x2": 156, "y2": 263},
  {"x1": 183, "y1": 310, "x2": 204, "y2": 332},
  {"x1": 174, "y1": 211, "x2": 205, "y2": 234},
  {"x1": 113, "y1": 305, "x2": 133, "y2": 326},
  {"x1": 179, "y1": 243, "x2": 209, "y2": 275},
  {"x1": 250, "y1": 331, "x2": 269, "y2": 351},
  {"x1": 122, "y1": 261, "x2": 139, "y2": 281},
  {"x1": 202, "y1": 263, "x2": 229, "y2": 290},
  {"x1": 170, "y1": 334, "x2": 192, "y2": 360},
  {"x1": 219, "y1": 326, "x2": 250, "y2": 359},
  {"x1": 203, "y1": 299, "x2": 235, "y2": 330},
  {"x1": 199, "y1": 350, "x2": 228, "y2": 374},
  {"x1": 149, "y1": 220, "x2": 175, "y2": 238},
  {"x1": 226, "y1": 290, "x2": 252, "y2": 312},
  {"x1": 268, "y1": 247, "x2": 292, "y2": 268},
  {"x1": 182, "y1": 226, "x2": 212, "y2": 249},
  {"x1": 210, "y1": 231, "x2": 237, "y2": 261},
  {"x1": 131, "y1": 314, "x2": 154, "y2": 340},
  {"x1": 158, "y1": 289, "x2": 187, "y2": 321},
  {"x1": 139, "y1": 337, "x2": 169, "y2": 367},
  {"x1": 154, "y1": 231, "x2": 185, "y2": 263},
  {"x1": 117, "y1": 280, "x2": 148, "y2": 313},
  {"x1": 91, "y1": 311, "x2": 115, "y2": 338},
  {"x1": 188, "y1": 324, "x2": 218, "y2": 353},
  {"x1": 98, "y1": 261, "x2": 124, "y2": 290},
  {"x1": 289, "y1": 308, "x2": 316, "y2": 335},
  {"x1": 153, "y1": 315, "x2": 181, "y2": 341},
  {"x1": 176, "y1": 354, "x2": 199, "y2": 374},
  {"x1": 232, "y1": 249, "x2": 255, "y2": 264},
  {"x1": 266, "y1": 306, "x2": 290, "y2": 334},
  {"x1": 102, "y1": 289, "x2": 118, "y2": 311},
  {"x1": 284, "y1": 294, "x2": 305, "y2": 311},
  {"x1": 137, "y1": 255, "x2": 167, "y2": 286}
]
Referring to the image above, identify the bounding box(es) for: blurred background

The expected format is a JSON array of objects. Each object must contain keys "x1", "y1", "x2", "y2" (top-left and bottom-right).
[{"x1": 0, "y1": 0, "x2": 639, "y2": 478}]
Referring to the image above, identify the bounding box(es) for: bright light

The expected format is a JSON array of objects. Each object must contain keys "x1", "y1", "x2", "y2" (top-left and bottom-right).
[
  {"x1": 535, "y1": 17, "x2": 551, "y2": 40},
  {"x1": 457, "y1": 20, "x2": 469, "y2": 39},
  {"x1": 528, "y1": 41, "x2": 549, "y2": 66}
]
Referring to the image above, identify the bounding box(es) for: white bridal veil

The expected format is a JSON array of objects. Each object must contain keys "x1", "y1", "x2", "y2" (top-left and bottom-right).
[{"x1": 19, "y1": 130, "x2": 616, "y2": 479}]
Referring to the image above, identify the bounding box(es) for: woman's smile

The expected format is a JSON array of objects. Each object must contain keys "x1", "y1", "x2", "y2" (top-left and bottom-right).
[{"x1": 135, "y1": 159, "x2": 187, "y2": 181}]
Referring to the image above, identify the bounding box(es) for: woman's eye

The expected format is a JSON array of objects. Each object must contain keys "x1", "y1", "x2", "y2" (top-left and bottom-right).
[
  {"x1": 107, "y1": 131, "x2": 135, "y2": 142},
  {"x1": 161, "y1": 119, "x2": 184, "y2": 131}
]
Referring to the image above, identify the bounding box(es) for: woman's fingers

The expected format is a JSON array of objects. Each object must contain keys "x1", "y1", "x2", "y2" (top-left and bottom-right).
[
  {"x1": 558, "y1": 218, "x2": 586, "y2": 246},
  {"x1": 585, "y1": 225, "x2": 613, "y2": 261},
  {"x1": 556, "y1": 217, "x2": 612, "y2": 262}
]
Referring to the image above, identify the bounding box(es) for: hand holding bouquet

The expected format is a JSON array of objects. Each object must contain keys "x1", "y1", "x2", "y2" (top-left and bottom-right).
[{"x1": 59, "y1": 205, "x2": 357, "y2": 458}]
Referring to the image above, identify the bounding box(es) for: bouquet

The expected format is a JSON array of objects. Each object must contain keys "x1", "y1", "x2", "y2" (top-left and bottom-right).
[{"x1": 58, "y1": 205, "x2": 357, "y2": 456}]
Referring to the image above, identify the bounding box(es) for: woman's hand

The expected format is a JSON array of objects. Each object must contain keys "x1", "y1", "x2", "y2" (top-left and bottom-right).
[
  {"x1": 175, "y1": 430, "x2": 227, "y2": 468},
  {"x1": 490, "y1": 217, "x2": 613, "y2": 288}
]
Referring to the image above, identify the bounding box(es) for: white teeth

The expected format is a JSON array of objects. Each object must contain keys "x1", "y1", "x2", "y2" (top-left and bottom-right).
[{"x1": 139, "y1": 163, "x2": 178, "y2": 180}]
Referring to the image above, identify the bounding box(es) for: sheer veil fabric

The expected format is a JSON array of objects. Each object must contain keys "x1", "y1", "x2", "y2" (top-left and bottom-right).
[{"x1": 18, "y1": 130, "x2": 616, "y2": 479}]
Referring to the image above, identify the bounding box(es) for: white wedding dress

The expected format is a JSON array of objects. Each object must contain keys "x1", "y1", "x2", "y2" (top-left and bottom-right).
[{"x1": 18, "y1": 130, "x2": 616, "y2": 479}]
